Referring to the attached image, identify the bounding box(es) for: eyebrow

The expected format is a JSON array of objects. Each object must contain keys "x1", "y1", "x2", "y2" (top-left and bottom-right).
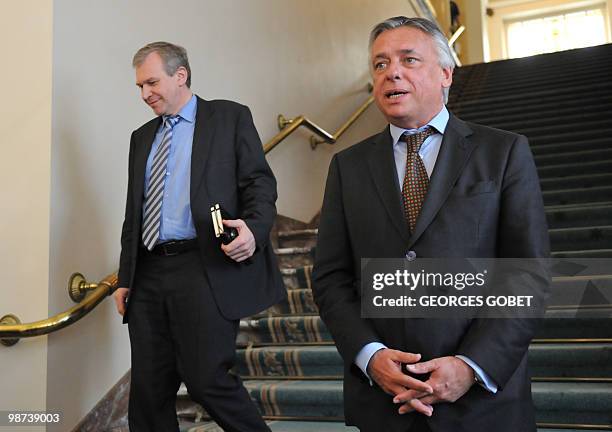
[
  {"x1": 373, "y1": 48, "x2": 418, "y2": 60},
  {"x1": 136, "y1": 78, "x2": 158, "y2": 88}
]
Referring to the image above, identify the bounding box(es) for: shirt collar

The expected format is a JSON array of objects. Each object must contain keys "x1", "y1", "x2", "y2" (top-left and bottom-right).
[
  {"x1": 389, "y1": 105, "x2": 449, "y2": 147},
  {"x1": 163, "y1": 94, "x2": 197, "y2": 124}
]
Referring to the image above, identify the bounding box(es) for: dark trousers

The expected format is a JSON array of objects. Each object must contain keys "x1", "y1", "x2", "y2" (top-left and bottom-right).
[{"x1": 127, "y1": 249, "x2": 269, "y2": 432}]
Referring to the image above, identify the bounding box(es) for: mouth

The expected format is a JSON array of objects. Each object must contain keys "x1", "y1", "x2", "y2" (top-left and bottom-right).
[{"x1": 384, "y1": 89, "x2": 409, "y2": 99}]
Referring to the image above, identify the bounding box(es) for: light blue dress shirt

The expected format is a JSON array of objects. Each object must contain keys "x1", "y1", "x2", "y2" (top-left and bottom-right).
[
  {"x1": 143, "y1": 94, "x2": 197, "y2": 242},
  {"x1": 355, "y1": 106, "x2": 498, "y2": 394}
]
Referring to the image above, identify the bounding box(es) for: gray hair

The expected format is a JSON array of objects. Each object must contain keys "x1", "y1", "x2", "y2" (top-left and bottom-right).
[
  {"x1": 369, "y1": 16, "x2": 454, "y2": 102},
  {"x1": 133, "y1": 41, "x2": 191, "y2": 88}
]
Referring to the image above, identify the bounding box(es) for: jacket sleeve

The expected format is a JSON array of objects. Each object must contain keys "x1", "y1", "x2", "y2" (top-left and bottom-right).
[
  {"x1": 312, "y1": 155, "x2": 381, "y2": 364},
  {"x1": 117, "y1": 131, "x2": 137, "y2": 290},
  {"x1": 456, "y1": 134, "x2": 551, "y2": 390},
  {"x1": 235, "y1": 105, "x2": 277, "y2": 249}
]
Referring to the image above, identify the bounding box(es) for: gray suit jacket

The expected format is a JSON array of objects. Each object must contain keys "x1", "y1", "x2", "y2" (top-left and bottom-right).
[{"x1": 312, "y1": 113, "x2": 550, "y2": 431}]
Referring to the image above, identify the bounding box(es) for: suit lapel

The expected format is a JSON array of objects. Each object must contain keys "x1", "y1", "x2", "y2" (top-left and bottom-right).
[
  {"x1": 368, "y1": 127, "x2": 411, "y2": 244},
  {"x1": 408, "y1": 114, "x2": 476, "y2": 247},
  {"x1": 190, "y1": 96, "x2": 216, "y2": 199},
  {"x1": 133, "y1": 117, "x2": 162, "y2": 220}
]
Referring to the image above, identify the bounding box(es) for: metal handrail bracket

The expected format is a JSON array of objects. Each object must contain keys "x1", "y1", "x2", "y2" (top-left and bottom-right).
[{"x1": 0, "y1": 273, "x2": 117, "y2": 346}]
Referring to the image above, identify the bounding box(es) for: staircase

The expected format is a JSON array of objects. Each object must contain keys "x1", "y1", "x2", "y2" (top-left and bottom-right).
[{"x1": 173, "y1": 45, "x2": 612, "y2": 431}]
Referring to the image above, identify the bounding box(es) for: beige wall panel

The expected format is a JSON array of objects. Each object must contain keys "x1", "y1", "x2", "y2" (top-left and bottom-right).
[{"x1": 0, "y1": 1, "x2": 53, "y2": 431}]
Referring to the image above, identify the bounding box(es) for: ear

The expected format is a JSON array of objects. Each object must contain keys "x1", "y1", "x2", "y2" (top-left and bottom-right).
[
  {"x1": 441, "y1": 66, "x2": 453, "y2": 89},
  {"x1": 175, "y1": 66, "x2": 188, "y2": 87}
]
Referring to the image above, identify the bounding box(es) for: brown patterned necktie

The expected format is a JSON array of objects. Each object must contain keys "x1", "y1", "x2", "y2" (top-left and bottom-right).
[{"x1": 401, "y1": 127, "x2": 435, "y2": 232}]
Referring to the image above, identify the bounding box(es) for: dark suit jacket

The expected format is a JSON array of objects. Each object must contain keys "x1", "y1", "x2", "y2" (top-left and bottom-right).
[
  {"x1": 312, "y1": 114, "x2": 550, "y2": 432},
  {"x1": 118, "y1": 96, "x2": 285, "y2": 322}
]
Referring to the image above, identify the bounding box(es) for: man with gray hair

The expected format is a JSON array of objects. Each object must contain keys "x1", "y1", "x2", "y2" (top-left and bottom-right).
[
  {"x1": 313, "y1": 16, "x2": 548, "y2": 431},
  {"x1": 114, "y1": 41, "x2": 284, "y2": 431}
]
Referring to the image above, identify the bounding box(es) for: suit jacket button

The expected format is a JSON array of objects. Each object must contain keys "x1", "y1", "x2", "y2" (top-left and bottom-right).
[{"x1": 406, "y1": 250, "x2": 417, "y2": 261}]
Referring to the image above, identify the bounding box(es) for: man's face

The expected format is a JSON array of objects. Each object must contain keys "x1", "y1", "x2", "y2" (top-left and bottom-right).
[
  {"x1": 370, "y1": 26, "x2": 452, "y2": 129},
  {"x1": 135, "y1": 52, "x2": 186, "y2": 116}
]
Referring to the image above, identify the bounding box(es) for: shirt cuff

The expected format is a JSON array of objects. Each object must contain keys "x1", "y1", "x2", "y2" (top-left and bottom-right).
[
  {"x1": 456, "y1": 355, "x2": 498, "y2": 394},
  {"x1": 355, "y1": 342, "x2": 387, "y2": 385}
]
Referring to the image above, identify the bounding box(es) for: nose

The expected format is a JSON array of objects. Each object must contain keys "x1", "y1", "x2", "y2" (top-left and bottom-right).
[
  {"x1": 141, "y1": 85, "x2": 151, "y2": 101},
  {"x1": 385, "y1": 60, "x2": 401, "y2": 81}
]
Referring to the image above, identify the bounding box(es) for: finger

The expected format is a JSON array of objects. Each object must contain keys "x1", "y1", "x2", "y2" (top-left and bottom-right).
[
  {"x1": 417, "y1": 395, "x2": 437, "y2": 407},
  {"x1": 232, "y1": 253, "x2": 252, "y2": 262},
  {"x1": 395, "y1": 374, "x2": 434, "y2": 394},
  {"x1": 393, "y1": 389, "x2": 430, "y2": 404},
  {"x1": 399, "y1": 398, "x2": 433, "y2": 416},
  {"x1": 383, "y1": 383, "x2": 408, "y2": 397},
  {"x1": 226, "y1": 245, "x2": 250, "y2": 258},
  {"x1": 222, "y1": 219, "x2": 244, "y2": 228},
  {"x1": 406, "y1": 359, "x2": 438, "y2": 374},
  {"x1": 222, "y1": 239, "x2": 247, "y2": 254},
  {"x1": 115, "y1": 298, "x2": 125, "y2": 315},
  {"x1": 388, "y1": 350, "x2": 422, "y2": 364}
]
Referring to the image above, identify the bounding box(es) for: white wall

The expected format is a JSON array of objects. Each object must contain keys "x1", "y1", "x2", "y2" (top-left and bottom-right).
[
  {"x1": 47, "y1": 0, "x2": 413, "y2": 430},
  {"x1": 0, "y1": 2, "x2": 52, "y2": 431}
]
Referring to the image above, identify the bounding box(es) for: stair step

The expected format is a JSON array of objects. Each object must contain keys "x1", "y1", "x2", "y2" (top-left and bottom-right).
[
  {"x1": 274, "y1": 247, "x2": 316, "y2": 268},
  {"x1": 453, "y1": 72, "x2": 612, "y2": 104},
  {"x1": 281, "y1": 266, "x2": 313, "y2": 290},
  {"x1": 549, "y1": 225, "x2": 612, "y2": 252},
  {"x1": 177, "y1": 380, "x2": 612, "y2": 426},
  {"x1": 536, "y1": 149, "x2": 612, "y2": 167},
  {"x1": 266, "y1": 275, "x2": 612, "y2": 316},
  {"x1": 543, "y1": 186, "x2": 612, "y2": 206},
  {"x1": 532, "y1": 137, "x2": 612, "y2": 157},
  {"x1": 258, "y1": 288, "x2": 317, "y2": 315},
  {"x1": 233, "y1": 343, "x2": 612, "y2": 380},
  {"x1": 546, "y1": 203, "x2": 612, "y2": 229},
  {"x1": 529, "y1": 129, "x2": 612, "y2": 146},
  {"x1": 492, "y1": 115, "x2": 612, "y2": 137},
  {"x1": 278, "y1": 229, "x2": 319, "y2": 238},
  {"x1": 455, "y1": 87, "x2": 612, "y2": 120},
  {"x1": 275, "y1": 224, "x2": 610, "y2": 268},
  {"x1": 277, "y1": 229, "x2": 318, "y2": 248},
  {"x1": 240, "y1": 314, "x2": 612, "y2": 345},
  {"x1": 180, "y1": 421, "x2": 358, "y2": 432},
  {"x1": 552, "y1": 249, "x2": 612, "y2": 258},
  {"x1": 460, "y1": 99, "x2": 612, "y2": 128},
  {"x1": 538, "y1": 160, "x2": 612, "y2": 179},
  {"x1": 540, "y1": 173, "x2": 612, "y2": 191},
  {"x1": 180, "y1": 421, "x2": 604, "y2": 432},
  {"x1": 450, "y1": 80, "x2": 612, "y2": 111}
]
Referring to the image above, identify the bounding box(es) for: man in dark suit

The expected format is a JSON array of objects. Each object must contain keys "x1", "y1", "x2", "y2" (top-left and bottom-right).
[
  {"x1": 113, "y1": 42, "x2": 285, "y2": 432},
  {"x1": 312, "y1": 17, "x2": 549, "y2": 432}
]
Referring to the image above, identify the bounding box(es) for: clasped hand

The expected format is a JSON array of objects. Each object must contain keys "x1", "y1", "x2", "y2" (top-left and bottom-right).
[{"x1": 368, "y1": 349, "x2": 474, "y2": 417}]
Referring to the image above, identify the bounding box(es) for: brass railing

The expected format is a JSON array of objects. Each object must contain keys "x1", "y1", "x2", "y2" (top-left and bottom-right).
[
  {"x1": 0, "y1": 273, "x2": 117, "y2": 346},
  {"x1": 265, "y1": 83, "x2": 374, "y2": 153}
]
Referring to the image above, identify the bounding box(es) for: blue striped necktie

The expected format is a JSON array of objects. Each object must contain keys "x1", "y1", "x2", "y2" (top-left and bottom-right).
[{"x1": 142, "y1": 116, "x2": 180, "y2": 250}]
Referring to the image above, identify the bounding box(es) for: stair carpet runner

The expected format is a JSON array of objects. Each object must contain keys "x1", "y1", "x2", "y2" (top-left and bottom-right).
[{"x1": 178, "y1": 45, "x2": 612, "y2": 431}]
